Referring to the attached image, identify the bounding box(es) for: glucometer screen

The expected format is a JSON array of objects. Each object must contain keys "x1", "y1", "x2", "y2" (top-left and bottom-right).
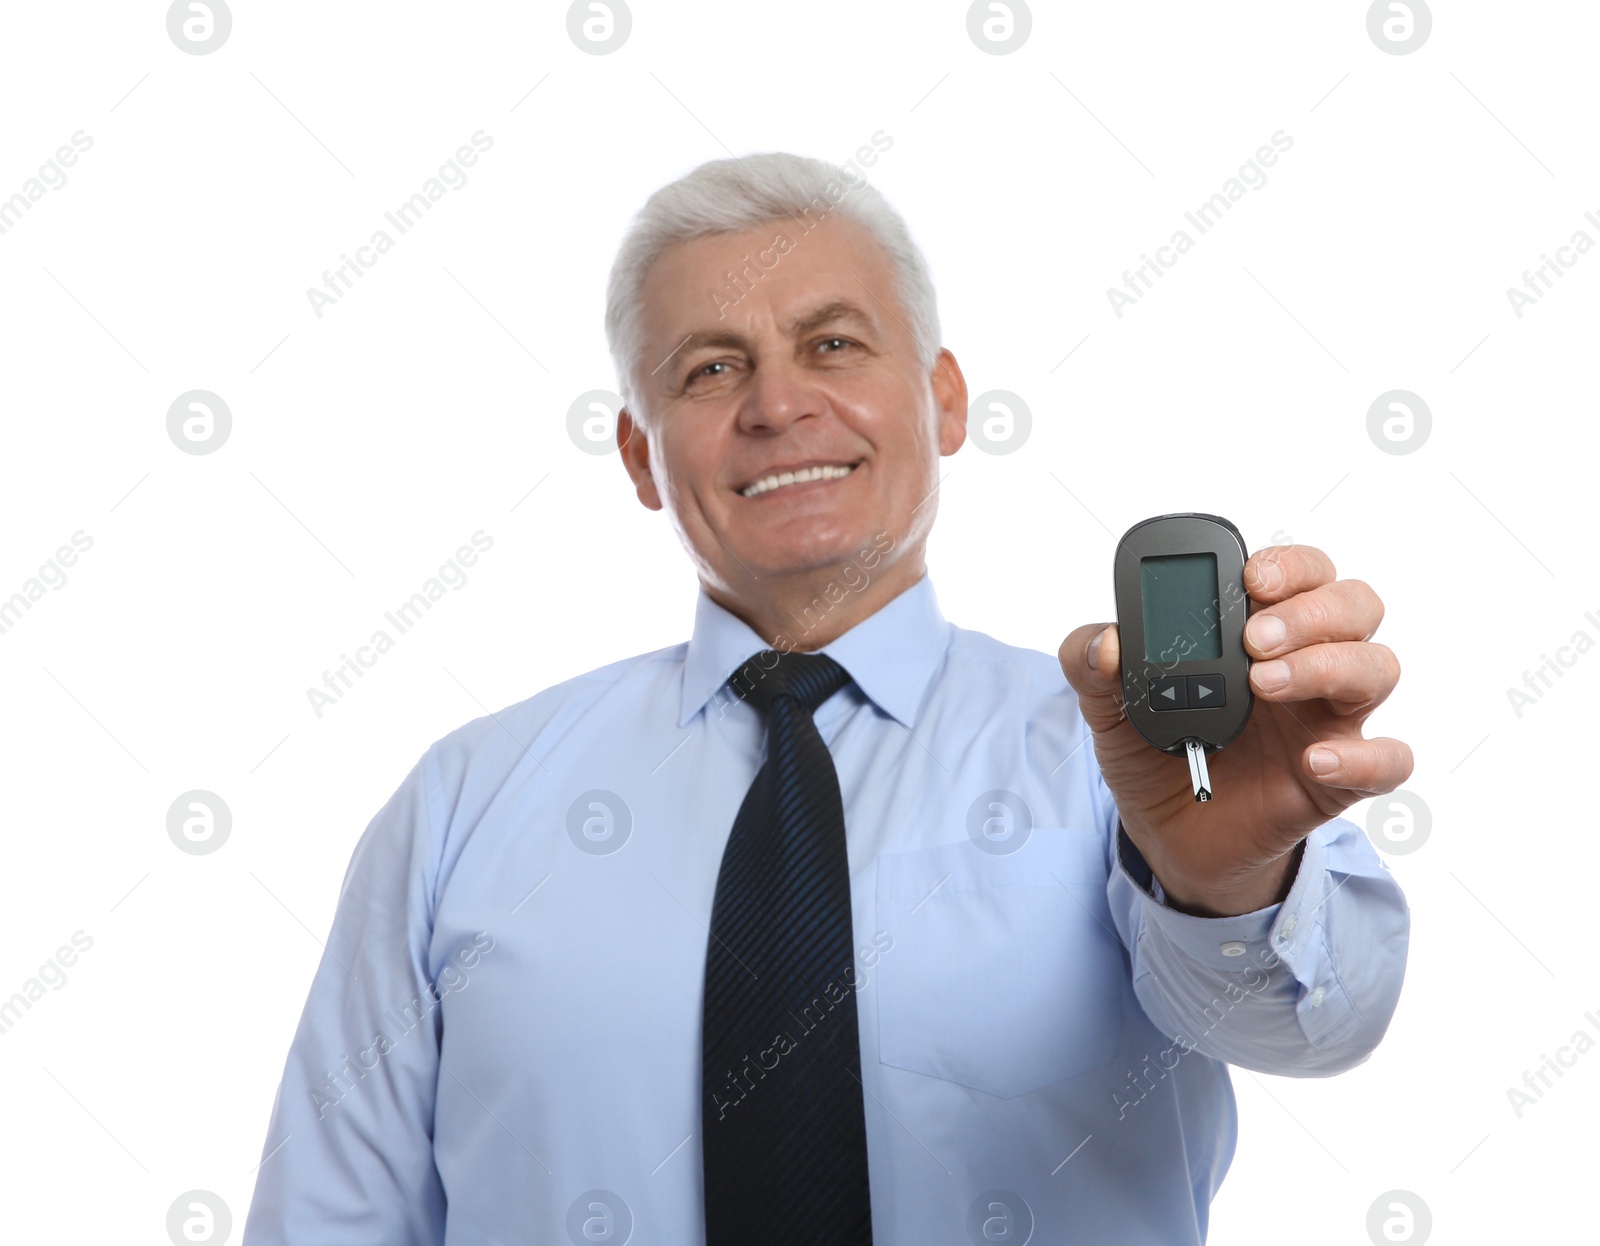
[{"x1": 1141, "y1": 552, "x2": 1222, "y2": 664}]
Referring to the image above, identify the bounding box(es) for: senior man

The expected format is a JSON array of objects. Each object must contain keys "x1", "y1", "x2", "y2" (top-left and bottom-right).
[{"x1": 244, "y1": 152, "x2": 1411, "y2": 1245}]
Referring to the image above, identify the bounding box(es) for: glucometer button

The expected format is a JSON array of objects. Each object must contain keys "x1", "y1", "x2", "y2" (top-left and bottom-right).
[
  {"x1": 1149, "y1": 676, "x2": 1186, "y2": 710},
  {"x1": 1186, "y1": 675, "x2": 1226, "y2": 708}
]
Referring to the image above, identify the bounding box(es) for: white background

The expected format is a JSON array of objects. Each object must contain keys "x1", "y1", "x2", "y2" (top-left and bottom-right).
[{"x1": 0, "y1": 1, "x2": 1593, "y2": 1241}]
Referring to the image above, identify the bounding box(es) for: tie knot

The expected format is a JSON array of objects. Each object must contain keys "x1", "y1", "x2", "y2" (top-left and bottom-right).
[{"x1": 728, "y1": 649, "x2": 851, "y2": 717}]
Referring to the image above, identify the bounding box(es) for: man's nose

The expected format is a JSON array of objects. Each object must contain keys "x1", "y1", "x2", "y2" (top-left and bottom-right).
[{"x1": 738, "y1": 355, "x2": 827, "y2": 432}]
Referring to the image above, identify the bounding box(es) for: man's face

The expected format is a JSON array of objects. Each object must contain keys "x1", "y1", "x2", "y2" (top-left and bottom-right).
[{"x1": 616, "y1": 214, "x2": 966, "y2": 608}]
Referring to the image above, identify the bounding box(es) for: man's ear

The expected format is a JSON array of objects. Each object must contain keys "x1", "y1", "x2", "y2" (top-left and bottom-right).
[
  {"x1": 616, "y1": 407, "x2": 663, "y2": 511},
  {"x1": 930, "y1": 347, "x2": 969, "y2": 456}
]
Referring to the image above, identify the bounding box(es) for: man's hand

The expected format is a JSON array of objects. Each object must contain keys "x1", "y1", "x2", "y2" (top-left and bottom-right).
[{"x1": 1059, "y1": 544, "x2": 1413, "y2": 917}]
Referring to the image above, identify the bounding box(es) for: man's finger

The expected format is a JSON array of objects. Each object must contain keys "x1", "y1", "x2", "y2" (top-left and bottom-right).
[
  {"x1": 1244, "y1": 544, "x2": 1337, "y2": 605},
  {"x1": 1244, "y1": 578, "x2": 1385, "y2": 658},
  {"x1": 1302, "y1": 735, "x2": 1414, "y2": 792},
  {"x1": 1059, "y1": 622, "x2": 1127, "y2": 735},
  {"x1": 1249, "y1": 640, "x2": 1400, "y2": 714}
]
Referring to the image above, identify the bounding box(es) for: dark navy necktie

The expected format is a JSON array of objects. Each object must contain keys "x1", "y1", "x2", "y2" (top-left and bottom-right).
[{"x1": 700, "y1": 649, "x2": 873, "y2": 1244}]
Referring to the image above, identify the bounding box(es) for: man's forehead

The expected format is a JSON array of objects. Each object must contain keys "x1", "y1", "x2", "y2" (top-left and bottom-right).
[{"x1": 641, "y1": 219, "x2": 892, "y2": 333}]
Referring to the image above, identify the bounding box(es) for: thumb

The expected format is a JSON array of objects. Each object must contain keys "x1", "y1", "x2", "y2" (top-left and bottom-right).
[{"x1": 1059, "y1": 622, "x2": 1127, "y2": 735}]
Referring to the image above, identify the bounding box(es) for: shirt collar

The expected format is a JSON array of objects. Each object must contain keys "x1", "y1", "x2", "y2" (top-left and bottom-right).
[{"x1": 678, "y1": 571, "x2": 951, "y2": 730}]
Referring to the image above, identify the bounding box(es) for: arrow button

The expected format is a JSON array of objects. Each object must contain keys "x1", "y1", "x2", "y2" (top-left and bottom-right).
[
  {"x1": 1185, "y1": 675, "x2": 1226, "y2": 708},
  {"x1": 1149, "y1": 676, "x2": 1186, "y2": 710}
]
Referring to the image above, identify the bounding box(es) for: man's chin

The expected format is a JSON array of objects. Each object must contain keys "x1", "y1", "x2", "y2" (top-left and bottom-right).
[{"x1": 728, "y1": 536, "x2": 872, "y2": 581}]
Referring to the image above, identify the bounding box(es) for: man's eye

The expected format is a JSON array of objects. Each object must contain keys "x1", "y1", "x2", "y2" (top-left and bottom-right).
[
  {"x1": 817, "y1": 336, "x2": 854, "y2": 353},
  {"x1": 691, "y1": 361, "x2": 728, "y2": 380}
]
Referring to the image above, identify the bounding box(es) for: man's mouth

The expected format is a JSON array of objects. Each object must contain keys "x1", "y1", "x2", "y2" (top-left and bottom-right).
[{"x1": 738, "y1": 461, "x2": 860, "y2": 499}]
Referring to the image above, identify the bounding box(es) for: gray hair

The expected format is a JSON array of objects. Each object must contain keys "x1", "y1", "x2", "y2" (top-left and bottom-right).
[{"x1": 603, "y1": 150, "x2": 942, "y2": 419}]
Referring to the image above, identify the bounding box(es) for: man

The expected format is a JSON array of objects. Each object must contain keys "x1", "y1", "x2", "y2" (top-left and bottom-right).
[{"x1": 244, "y1": 152, "x2": 1411, "y2": 1244}]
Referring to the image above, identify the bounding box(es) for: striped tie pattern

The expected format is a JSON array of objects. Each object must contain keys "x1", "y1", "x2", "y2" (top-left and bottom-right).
[{"x1": 700, "y1": 648, "x2": 873, "y2": 1244}]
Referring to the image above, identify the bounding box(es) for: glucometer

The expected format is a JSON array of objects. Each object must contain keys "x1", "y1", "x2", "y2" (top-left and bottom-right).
[{"x1": 1112, "y1": 514, "x2": 1254, "y2": 802}]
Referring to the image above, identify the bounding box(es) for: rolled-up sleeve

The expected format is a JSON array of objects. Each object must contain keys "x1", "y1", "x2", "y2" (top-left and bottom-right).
[
  {"x1": 1106, "y1": 808, "x2": 1411, "y2": 1078},
  {"x1": 243, "y1": 746, "x2": 448, "y2": 1245}
]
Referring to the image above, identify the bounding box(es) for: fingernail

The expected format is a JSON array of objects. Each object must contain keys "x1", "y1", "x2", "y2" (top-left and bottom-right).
[
  {"x1": 1253, "y1": 559, "x2": 1284, "y2": 593},
  {"x1": 1308, "y1": 747, "x2": 1338, "y2": 775},
  {"x1": 1248, "y1": 614, "x2": 1286, "y2": 651},
  {"x1": 1087, "y1": 627, "x2": 1106, "y2": 670},
  {"x1": 1253, "y1": 659, "x2": 1290, "y2": 691}
]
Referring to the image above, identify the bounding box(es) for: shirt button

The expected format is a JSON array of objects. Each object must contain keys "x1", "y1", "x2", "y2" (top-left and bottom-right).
[
  {"x1": 1276, "y1": 915, "x2": 1299, "y2": 943},
  {"x1": 1220, "y1": 941, "x2": 1247, "y2": 957},
  {"x1": 1309, "y1": 986, "x2": 1326, "y2": 1007}
]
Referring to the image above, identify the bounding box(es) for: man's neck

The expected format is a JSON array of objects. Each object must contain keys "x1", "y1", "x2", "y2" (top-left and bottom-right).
[{"x1": 705, "y1": 555, "x2": 926, "y2": 653}]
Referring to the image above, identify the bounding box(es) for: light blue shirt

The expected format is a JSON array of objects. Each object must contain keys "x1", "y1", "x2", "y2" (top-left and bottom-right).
[{"x1": 243, "y1": 571, "x2": 1409, "y2": 1245}]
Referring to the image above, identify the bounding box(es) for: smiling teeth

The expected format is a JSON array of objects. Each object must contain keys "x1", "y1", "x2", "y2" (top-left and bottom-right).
[{"x1": 740, "y1": 463, "x2": 856, "y2": 497}]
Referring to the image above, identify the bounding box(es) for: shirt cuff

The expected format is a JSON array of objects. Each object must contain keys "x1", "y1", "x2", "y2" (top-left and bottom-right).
[
  {"x1": 1115, "y1": 819, "x2": 1326, "y2": 971},
  {"x1": 1114, "y1": 818, "x2": 1373, "y2": 1054}
]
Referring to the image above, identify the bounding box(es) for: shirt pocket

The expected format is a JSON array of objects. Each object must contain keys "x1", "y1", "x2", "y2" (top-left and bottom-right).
[{"x1": 874, "y1": 827, "x2": 1127, "y2": 1098}]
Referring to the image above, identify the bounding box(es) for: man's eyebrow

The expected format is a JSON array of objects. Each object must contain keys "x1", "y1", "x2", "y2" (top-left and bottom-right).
[
  {"x1": 648, "y1": 326, "x2": 750, "y2": 380},
  {"x1": 669, "y1": 329, "x2": 747, "y2": 359},
  {"x1": 785, "y1": 300, "x2": 877, "y2": 336}
]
